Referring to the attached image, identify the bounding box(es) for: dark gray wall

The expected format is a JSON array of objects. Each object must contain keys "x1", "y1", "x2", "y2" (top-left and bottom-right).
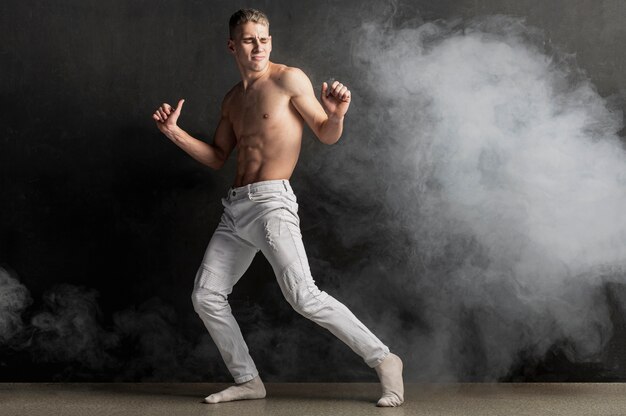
[{"x1": 1, "y1": 0, "x2": 625, "y2": 381}]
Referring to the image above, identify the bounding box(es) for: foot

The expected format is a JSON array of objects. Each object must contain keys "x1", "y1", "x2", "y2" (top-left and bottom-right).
[
  {"x1": 203, "y1": 375, "x2": 267, "y2": 404},
  {"x1": 374, "y1": 352, "x2": 404, "y2": 407}
]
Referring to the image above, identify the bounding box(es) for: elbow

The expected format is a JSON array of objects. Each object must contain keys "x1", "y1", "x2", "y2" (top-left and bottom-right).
[
  {"x1": 319, "y1": 135, "x2": 341, "y2": 145},
  {"x1": 316, "y1": 128, "x2": 342, "y2": 145},
  {"x1": 203, "y1": 156, "x2": 226, "y2": 170},
  {"x1": 207, "y1": 146, "x2": 227, "y2": 170},
  {"x1": 208, "y1": 159, "x2": 226, "y2": 170}
]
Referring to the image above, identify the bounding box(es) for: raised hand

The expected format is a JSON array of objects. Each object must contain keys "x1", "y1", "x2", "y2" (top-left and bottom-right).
[
  {"x1": 321, "y1": 81, "x2": 351, "y2": 118},
  {"x1": 152, "y1": 98, "x2": 185, "y2": 134}
]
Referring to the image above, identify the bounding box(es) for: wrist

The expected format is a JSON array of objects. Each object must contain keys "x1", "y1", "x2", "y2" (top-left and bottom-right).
[
  {"x1": 165, "y1": 125, "x2": 184, "y2": 141},
  {"x1": 327, "y1": 113, "x2": 344, "y2": 123}
]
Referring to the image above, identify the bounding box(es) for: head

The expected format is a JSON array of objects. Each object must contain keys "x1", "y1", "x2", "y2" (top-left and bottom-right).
[{"x1": 227, "y1": 9, "x2": 272, "y2": 72}]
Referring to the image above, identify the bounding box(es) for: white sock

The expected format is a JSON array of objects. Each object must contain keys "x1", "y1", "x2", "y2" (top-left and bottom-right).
[
  {"x1": 374, "y1": 352, "x2": 404, "y2": 407},
  {"x1": 203, "y1": 375, "x2": 266, "y2": 404}
]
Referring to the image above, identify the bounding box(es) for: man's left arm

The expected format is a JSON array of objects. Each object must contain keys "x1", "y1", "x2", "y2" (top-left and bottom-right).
[{"x1": 285, "y1": 68, "x2": 351, "y2": 145}]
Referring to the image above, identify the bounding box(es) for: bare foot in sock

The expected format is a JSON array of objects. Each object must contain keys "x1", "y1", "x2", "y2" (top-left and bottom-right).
[
  {"x1": 374, "y1": 352, "x2": 404, "y2": 407},
  {"x1": 203, "y1": 375, "x2": 266, "y2": 404}
]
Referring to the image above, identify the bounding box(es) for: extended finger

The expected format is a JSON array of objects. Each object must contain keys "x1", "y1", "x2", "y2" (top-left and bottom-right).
[{"x1": 174, "y1": 98, "x2": 185, "y2": 114}]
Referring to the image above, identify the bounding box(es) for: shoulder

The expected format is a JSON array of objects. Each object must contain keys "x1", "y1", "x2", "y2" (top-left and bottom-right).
[
  {"x1": 272, "y1": 64, "x2": 312, "y2": 95},
  {"x1": 221, "y1": 82, "x2": 242, "y2": 116},
  {"x1": 276, "y1": 65, "x2": 309, "y2": 82}
]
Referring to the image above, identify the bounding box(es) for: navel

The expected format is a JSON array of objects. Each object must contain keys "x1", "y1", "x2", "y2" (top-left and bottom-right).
[{"x1": 263, "y1": 113, "x2": 269, "y2": 119}]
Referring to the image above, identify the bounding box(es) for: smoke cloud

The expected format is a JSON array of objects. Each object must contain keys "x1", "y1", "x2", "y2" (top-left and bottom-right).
[
  {"x1": 29, "y1": 284, "x2": 119, "y2": 371},
  {"x1": 0, "y1": 267, "x2": 224, "y2": 381},
  {"x1": 298, "y1": 14, "x2": 626, "y2": 381},
  {"x1": 0, "y1": 268, "x2": 32, "y2": 345}
]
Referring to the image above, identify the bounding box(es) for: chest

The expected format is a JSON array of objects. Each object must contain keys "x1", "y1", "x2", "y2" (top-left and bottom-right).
[{"x1": 229, "y1": 86, "x2": 292, "y2": 131}]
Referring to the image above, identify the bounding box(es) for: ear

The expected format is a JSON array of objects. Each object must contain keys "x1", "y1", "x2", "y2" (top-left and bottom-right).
[{"x1": 227, "y1": 39, "x2": 235, "y2": 54}]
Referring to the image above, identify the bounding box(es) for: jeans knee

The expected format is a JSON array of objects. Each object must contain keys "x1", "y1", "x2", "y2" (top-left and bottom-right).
[
  {"x1": 279, "y1": 262, "x2": 329, "y2": 318},
  {"x1": 286, "y1": 282, "x2": 329, "y2": 318},
  {"x1": 292, "y1": 299, "x2": 322, "y2": 317},
  {"x1": 191, "y1": 287, "x2": 229, "y2": 316}
]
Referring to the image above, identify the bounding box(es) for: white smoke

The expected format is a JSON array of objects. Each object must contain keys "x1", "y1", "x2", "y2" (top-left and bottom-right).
[
  {"x1": 0, "y1": 267, "x2": 32, "y2": 344},
  {"x1": 302, "y1": 14, "x2": 626, "y2": 380},
  {"x1": 0, "y1": 268, "x2": 224, "y2": 381},
  {"x1": 29, "y1": 283, "x2": 119, "y2": 371}
]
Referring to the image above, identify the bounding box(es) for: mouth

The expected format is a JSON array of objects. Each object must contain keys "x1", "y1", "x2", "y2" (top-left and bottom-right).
[{"x1": 252, "y1": 56, "x2": 265, "y2": 61}]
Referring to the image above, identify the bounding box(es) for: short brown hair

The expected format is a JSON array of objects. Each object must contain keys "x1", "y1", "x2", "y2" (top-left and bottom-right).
[{"x1": 229, "y1": 9, "x2": 270, "y2": 39}]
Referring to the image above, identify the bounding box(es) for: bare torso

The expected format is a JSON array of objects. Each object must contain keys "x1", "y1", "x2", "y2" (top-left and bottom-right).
[
  {"x1": 225, "y1": 62, "x2": 304, "y2": 187},
  {"x1": 154, "y1": 22, "x2": 349, "y2": 188}
]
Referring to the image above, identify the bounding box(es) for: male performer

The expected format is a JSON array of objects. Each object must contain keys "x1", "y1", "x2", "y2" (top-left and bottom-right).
[{"x1": 152, "y1": 8, "x2": 404, "y2": 407}]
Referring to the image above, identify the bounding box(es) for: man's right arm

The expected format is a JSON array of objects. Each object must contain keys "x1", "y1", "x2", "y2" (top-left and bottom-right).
[{"x1": 162, "y1": 100, "x2": 237, "y2": 170}]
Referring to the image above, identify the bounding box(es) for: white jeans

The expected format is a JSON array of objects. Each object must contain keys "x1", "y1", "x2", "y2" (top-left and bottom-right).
[{"x1": 191, "y1": 179, "x2": 390, "y2": 384}]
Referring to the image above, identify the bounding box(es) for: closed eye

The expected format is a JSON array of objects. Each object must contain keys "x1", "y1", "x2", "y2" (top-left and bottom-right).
[{"x1": 242, "y1": 37, "x2": 270, "y2": 44}]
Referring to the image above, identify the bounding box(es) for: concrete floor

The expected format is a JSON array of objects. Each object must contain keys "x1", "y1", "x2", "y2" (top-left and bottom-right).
[{"x1": 1, "y1": 383, "x2": 626, "y2": 416}]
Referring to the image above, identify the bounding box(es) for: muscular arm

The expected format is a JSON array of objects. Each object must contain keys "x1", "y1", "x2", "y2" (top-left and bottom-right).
[
  {"x1": 164, "y1": 98, "x2": 237, "y2": 170},
  {"x1": 284, "y1": 68, "x2": 344, "y2": 145}
]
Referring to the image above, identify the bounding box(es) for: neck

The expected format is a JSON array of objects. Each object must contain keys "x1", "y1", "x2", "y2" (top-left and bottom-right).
[{"x1": 239, "y1": 61, "x2": 272, "y2": 90}]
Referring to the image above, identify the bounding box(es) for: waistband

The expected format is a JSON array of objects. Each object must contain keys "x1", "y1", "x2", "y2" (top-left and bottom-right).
[{"x1": 226, "y1": 179, "x2": 293, "y2": 201}]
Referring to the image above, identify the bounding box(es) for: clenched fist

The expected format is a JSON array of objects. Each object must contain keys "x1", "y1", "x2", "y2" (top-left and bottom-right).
[{"x1": 321, "y1": 80, "x2": 351, "y2": 118}]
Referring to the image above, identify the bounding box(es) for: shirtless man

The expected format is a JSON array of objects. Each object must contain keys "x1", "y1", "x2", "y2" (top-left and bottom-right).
[{"x1": 151, "y1": 9, "x2": 404, "y2": 407}]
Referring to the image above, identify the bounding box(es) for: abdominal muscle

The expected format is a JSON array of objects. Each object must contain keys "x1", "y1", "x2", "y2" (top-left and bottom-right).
[{"x1": 233, "y1": 131, "x2": 302, "y2": 187}]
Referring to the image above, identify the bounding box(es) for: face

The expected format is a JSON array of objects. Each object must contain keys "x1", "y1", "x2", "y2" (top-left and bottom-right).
[{"x1": 228, "y1": 22, "x2": 272, "y2": 72}]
